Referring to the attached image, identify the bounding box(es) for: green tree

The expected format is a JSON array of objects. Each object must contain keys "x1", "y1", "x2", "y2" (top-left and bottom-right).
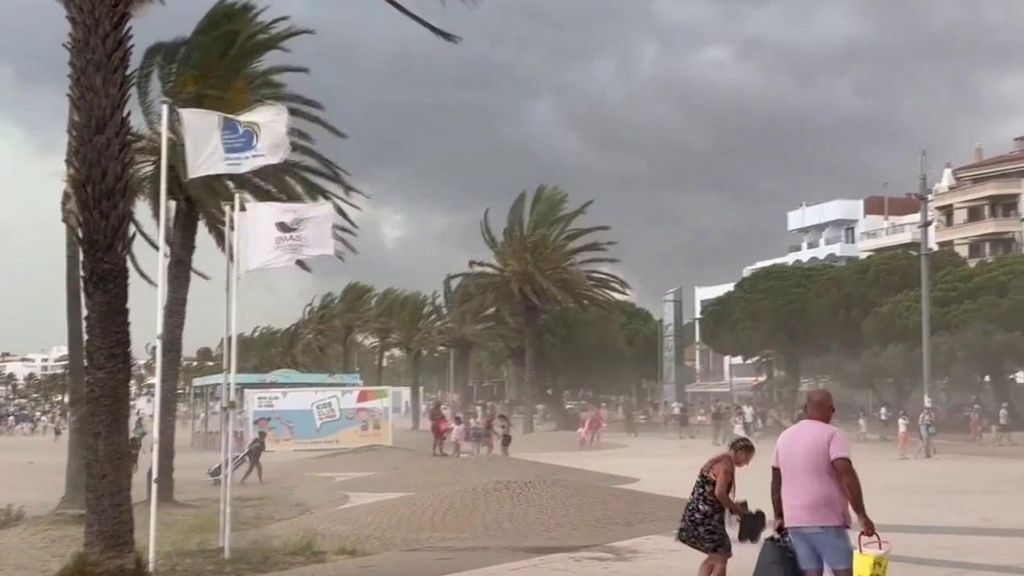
[
  {"x1": 700, "y1": 265, "x2": 830, "y2": 407},
  {"x1": 367, "y1": 288, "x2": 402, "y2": 387},
  {"x1": 132, "y1": 0, "x2": 360, "y2": 502},
  {"x1": 440, "y1": 275, "x2": 496, "y2": 405},
  {"x1": 63, "y1": 0, "x2": 139, "y2": 568},
  {"x1": 461, "y1": 186, "x2": 629, "y2": 433},
  {"x1": 391, "y1": 291, "x2": 442, "y2": 429},
  {"x1": 294, "y1": 283, "x2": 376, "y2": 373}
]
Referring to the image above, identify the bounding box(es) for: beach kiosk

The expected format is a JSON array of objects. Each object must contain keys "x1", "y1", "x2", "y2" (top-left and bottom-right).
[{"x1": 190, "y1": 369, "x2": 393, "y2": 451}]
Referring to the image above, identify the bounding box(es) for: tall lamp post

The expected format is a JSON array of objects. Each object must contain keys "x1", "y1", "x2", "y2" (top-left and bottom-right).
[
  {"x1": 917, "y1": 151, "x2": 932, "y2": 408},
  {"x1": 921, "y1": 156, "x2": 958, "y2": 408}
]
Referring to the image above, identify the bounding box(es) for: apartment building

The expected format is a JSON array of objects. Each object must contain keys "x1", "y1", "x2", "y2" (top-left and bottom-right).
[{"x1": 934, "y1": 139, "x2": 1024, "y2": 263}]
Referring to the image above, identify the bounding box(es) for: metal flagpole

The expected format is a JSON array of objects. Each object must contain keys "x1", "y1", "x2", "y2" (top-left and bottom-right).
[
  {"x1": 147, "y1": 98, "x2": 171, "y2": 574},
  {"x1": 225, "y1": 191, "x2": 242, "y2": 559},
  {"x1": 218, "y1": 202, "x2": 231, "y2": 547}
]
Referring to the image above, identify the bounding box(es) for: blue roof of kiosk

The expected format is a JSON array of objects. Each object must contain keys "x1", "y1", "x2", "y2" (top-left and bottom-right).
[{"x1": 191, "y1": 369, "x2": 362, "y2": 388}]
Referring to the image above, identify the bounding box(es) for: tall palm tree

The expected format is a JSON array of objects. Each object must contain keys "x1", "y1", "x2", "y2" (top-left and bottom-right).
[
  {"x1": 291, "y1": 282, "x2": 376, "y2": 373},
  {"x1": 440, "y1": 275, "x2": 496, "y2": 405},
  {"x1": 461, "y1": 186, "x2": 629, "y2": 433},
  {"x1": 132, "y1": 0, "x2": 361, "y2": 502},
  {"x1": 391, "y1": 291, "x2": 442, "y2": 429},
  {"x1": 63, "y1": 0, "x2": 138, "y2": 569},
  {"x1": 57, "y1": 0, "x2": 163, "y2": 515},
  {"x1": 367, "y1": 288, "x2": 402, "y2": 386}
]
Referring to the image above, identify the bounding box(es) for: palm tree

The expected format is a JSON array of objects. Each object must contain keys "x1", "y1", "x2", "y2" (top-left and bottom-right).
[
  {"x1": 63, "y1": 0, "x2": 138, "y2": 569},
  {"x1": 367, "y1": 288, "x2": 402, "y2": 387},
  {"x1": 132, "y1": 0, "x2": 361, "y2": 502},
  {"x1": 461, "y1": 186, "x2": 629, "y2": 433},
  {"x1": 56, "y1": 0, "x2": 163, "y2": 516},
  {"x1": 391, "y1": 291, "x2": 442, "y2": 429},
  {"x1": 291, "y1": 282, "x2": 376, "y2": 373},
  {"x1": 330, "y1": 282, "x2": 377, "y2": 373},
  {"x1": 440, "y1": 275, "x2": 496, "y2": 405}
]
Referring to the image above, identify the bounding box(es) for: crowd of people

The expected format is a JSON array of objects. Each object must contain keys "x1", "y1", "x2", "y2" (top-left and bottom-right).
[
  {"x1": 427, "y1": 400, "x2": 514, "y2": 458},
  {"x1": 1, "y1": 411, "x2": 64, "y2": 439}
]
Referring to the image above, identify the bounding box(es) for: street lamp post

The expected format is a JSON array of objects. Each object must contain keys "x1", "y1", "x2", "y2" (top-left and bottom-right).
[{"x1": 918, "y1": 151, "x2": 932, "y2": 408}]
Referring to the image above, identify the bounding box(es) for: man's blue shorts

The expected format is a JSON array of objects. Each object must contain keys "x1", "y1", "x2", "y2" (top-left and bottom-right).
[{"x1": 787, "y1": 526, "x2": 853, "y2": 572}]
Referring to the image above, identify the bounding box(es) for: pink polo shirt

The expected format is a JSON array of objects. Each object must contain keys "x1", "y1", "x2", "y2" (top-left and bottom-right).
[{"x1": 772, "y1": 419, "x2": 852, "y2": 528}]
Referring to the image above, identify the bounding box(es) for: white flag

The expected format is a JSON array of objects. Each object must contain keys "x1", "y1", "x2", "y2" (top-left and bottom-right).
[
  {"x1": 178, "y1": 103, "x2": 291, "y2": 180},
  {"x1": 240, "y1": 202, "x2": 336, "y2": 272}
]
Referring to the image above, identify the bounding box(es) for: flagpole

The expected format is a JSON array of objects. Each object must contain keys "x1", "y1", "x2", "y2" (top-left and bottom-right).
[
  {"x1": 218, "y1": 202, "x2": 231, "y2": 547},
  {"x1": 225, "y1": 190, "x2": 241, "y2": 559},
  {"x1": 147, "y1": 98, "x2": 171, "y2": 574}
]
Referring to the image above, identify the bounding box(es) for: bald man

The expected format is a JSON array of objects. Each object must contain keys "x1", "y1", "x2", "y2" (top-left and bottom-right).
[{"x1": 771, "y1": 390, "x2": 875, "y2": 576}]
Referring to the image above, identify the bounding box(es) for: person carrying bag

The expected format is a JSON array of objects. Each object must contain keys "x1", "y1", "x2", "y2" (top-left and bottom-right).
[{"x1": 753, "y1": 532, "x2": 801, "y2": 576}]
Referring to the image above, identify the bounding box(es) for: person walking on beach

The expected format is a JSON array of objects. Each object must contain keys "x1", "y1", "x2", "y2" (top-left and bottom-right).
[
  {"x1": 450, "y1": 415, "x2": 466, "y2": 457},
  {"x1": 624, "y1": 400, "x2": 639, "y2": 437},
  {"x1": 996, "y1": 403, "x2": 1014, "y2": 446},
  {"x1": 730, "y1": 406, "x2": 745, "y2": 443},
  {"x1": 742, "y1": 402, "x2": 755, "y2": 437},
  {"x1": 240, "y1": 430, "x2": 267, "y2": 484},
  {"x1": 969, "y1": 404, "x2": 984, "y2": 443},
  {"x1": 897, "y1": 410, "x2": 910, "y2": 459},
  {"x1": 676, "y1": 437, "x2": 756, "y2": 576},
  {"x1": 709, "y1": 400, "x2": 724, "y2": 446},
  {"x1": 772, "y1": 390, "x2": 875, "y2": 576},
  {"x1": 857, "y1": 409, "x2": 869, "y2": 442},
  {"x1": 429, "y1": 400, "x2": 449, "y2": 457},
  {"x1": 877, "y1": 403, "x2": 890, "y2": 441},
  {"x1": 497, "y1": 414, "x2": 513, "y2": 457},
  {"x1": 917, "y1": 406, "x2": 936, "y2": 458},
  {"x1": 483, "y1": 403, "x2": 497, "y2": 455}
]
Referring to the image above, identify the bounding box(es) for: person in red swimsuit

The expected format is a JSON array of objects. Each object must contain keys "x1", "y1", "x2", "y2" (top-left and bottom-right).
[{"x1": 429, "y1": 401, "x2": 449, "y2": 456}]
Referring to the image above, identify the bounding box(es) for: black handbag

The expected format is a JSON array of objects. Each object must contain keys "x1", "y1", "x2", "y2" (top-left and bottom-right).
[{"x1": 753, "y1": 534, "x2": 802, "y2": 576}]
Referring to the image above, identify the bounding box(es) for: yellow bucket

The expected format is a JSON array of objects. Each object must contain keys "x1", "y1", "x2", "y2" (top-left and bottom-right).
[{"x1": 853, "y1": 532, "x2": 891, "y2": 576}]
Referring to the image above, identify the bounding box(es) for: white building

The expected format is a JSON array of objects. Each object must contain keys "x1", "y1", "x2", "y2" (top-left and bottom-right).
[
  {"x1": 0, "y1": 346, "x2": 70, "y2": 381},
  {"x1": 744, "y1": 196, "x2": 923, "y2": 274},
  {"x1": 693, "y1": 283, "x2": 759, "y2": 393}
]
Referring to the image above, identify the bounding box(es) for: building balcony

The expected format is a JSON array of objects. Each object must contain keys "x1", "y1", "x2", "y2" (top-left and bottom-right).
[
  {"x1": 787, "y1": 199, "x2": 862, "y2": 233},
  {"x1": 935, "y1": 216, "x2": 1022, "y2": 243},
  {"x1": 932, "y1": 179, "x2": 1022, "y2": 208},
  {"x1": 743, "y1": 241, "x2": 859, "y2": 275},
  {"x1": 859, "y1": 222, "x2": 921, "y2": 253}
]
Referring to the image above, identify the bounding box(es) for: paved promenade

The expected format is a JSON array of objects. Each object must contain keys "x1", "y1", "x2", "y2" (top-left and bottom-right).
[{"x1": 450, "y1": 432, "x2": 1024, "y2": 576}]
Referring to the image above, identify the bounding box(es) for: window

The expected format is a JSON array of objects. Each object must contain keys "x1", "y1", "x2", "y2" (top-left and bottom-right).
[
  {"x1": 968, "y1": 242, "x2": 985, "y2": 259},
  {"x1": 942, "y1": 210, "x2": 954, "y2": 227},
  {"x1": 966, "y1": 205, "x2": 986, "y2": 223},
  {"x1": 995, "y1": 203, "x2": 1019, "y2": 218},
  {"x1": 990, "y1": 240, "x2": 1015, "y2": 256},
  {"x1": 844, "y1": 226, "x2": 855, "y2": 244}
]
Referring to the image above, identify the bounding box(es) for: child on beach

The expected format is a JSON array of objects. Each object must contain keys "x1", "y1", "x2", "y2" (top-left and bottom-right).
[
  {"x1": 451, "y1": 415, "x2": 466, "y2": 457},
  {"x1": 897, "y1": 410, "x2": 910, "y2": 459},
  {"x1": 858, "y1": 409, "x2": 869, "y2": 441},
  {"x1": 496, "y1": 414, "x2": 513, "y2": 457}
]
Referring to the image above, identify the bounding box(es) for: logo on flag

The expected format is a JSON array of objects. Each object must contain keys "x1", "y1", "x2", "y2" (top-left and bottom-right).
[
  {"x1": 220, "y1": 118, "x2": 261, "y2": 155},
  {"x1": 240, "y1": 201, "x2": 337, "y2": 272},
  {"x1": 178, "y1": 103, "x2": 291, "y2": 180}
]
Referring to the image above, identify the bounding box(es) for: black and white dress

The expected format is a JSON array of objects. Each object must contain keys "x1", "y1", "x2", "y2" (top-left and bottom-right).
[{"x1": 677, "y1": 463, "x2": 732, "y2": 557}]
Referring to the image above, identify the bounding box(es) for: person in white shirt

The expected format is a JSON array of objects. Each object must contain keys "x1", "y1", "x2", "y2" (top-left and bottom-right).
[
  {"x1": 996, "y1": 403, "x2": 1014, "y2": 446},
  {"x1": 742, "y1": 403, "x2": 755, "y2": 436},
  {"x1": 878, "y1": 404, "x2": 890, "y2": 441},
  {"x1": 897, "y1": 410, "x2": 910, "y2": 459}
]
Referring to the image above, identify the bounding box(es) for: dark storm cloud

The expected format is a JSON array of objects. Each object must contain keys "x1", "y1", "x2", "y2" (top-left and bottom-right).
[{"x1": 4, "y1": 0, "x2": 1024, "y2": 352}]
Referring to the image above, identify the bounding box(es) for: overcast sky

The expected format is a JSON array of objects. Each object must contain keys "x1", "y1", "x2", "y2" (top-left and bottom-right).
[{"x1": 3, "y1": 0, "x2": 1024, "y2": 356}]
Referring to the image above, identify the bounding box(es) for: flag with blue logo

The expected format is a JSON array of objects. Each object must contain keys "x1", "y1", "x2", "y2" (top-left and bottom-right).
[{"x1": 178, "y1": 103, "x2": 291, "y2": 180}]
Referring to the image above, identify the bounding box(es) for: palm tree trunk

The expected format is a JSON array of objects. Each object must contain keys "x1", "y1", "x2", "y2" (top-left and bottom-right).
[
  {"x1": 410, "y1": 350, "x2": 423, "y2": 430},
  {"x1": 157, "y1": 198, "x2": 200, "y2": 503},
  {"x1": 58, "y1": 225, "x2": 87, "y2": 510},
  {"x1": 66, "y1": 0, "x2": 137, "y2": 569},
  {"x1": 341, "y1": 330, "x2": 355, "y2": 373},
  {"x1": 521, "y1": 308, "x2": 540, "y2": 434},
  {"x1": 453, "y1": 342, "x2": 473, "y2": 405},
  {"x1": 375, "y1": 347, "x2": 386, "y2": 386}
]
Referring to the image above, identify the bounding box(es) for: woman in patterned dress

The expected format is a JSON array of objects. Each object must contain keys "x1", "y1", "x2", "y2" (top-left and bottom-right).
[{"x1": 677, "y1": 437, "x2": 756, "y2": 576}]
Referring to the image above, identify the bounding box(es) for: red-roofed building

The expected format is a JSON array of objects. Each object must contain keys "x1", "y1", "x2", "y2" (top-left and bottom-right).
[{"x1": 933, "y1": 138, "x2": 1024, "y2": 263}]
